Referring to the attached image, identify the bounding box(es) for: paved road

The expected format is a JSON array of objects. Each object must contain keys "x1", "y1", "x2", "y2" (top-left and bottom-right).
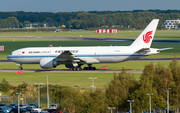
[
  {"x1": 1, "y1": 36, "x2": 180, "y2": 43},
  {"x1": 0, "y1": 69, "x2": 143, "y2": 73}
]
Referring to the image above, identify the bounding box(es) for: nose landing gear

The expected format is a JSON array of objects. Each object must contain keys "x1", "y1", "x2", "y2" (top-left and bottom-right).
[{"x1": 16, "y1": 63, "x2": 23, "y2": 70}]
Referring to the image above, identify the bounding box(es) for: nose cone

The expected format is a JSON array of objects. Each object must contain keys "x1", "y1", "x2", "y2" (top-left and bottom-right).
[
  {"x1": 7, "y1": 55, "x2": 11, "y2": 61},
  {"x1": 7, "y1": 53, "x2": 13, "y2": 61}
]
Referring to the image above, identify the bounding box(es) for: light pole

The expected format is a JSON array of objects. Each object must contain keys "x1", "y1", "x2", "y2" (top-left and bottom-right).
[
  {"x1": 16, "y1": 93, "x2": 21, "y2": 113},
  {"x1": 89, "y1": 77, "x2": 97, "y2": 92},
  {"x1": 147, "y1": 93, "x2": 153, "y2": 113},
  {"x1": 35, "y1": 83, "x2": 43, "y2": 111},
  {"x1": 167, "y1": 88, "x2": 171, "y2": 113},
  {"x1": 153, "y1": 63, "x2": 156, "y2": 71},
  {"x1": 46, "y1": 75, "x2": 49, "y2": 108},
  {"x1": 127, "y1": 100, "x2": 134, "y2": 113},
  {"x1": 108, "y1": 107, "x2": 115, "y2": 113}
]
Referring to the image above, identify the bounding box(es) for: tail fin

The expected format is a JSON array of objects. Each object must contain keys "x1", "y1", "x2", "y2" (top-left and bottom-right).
[{"x1": 130, "y1": 19, "x2": 159, "y2": 48}]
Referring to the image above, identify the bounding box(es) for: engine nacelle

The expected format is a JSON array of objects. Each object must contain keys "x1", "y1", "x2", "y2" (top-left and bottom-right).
[{"x1": 40, "y1": 57, "x2": 58, "y2": 69}]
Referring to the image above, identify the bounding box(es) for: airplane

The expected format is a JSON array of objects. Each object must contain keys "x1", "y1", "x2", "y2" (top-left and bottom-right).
[{"x1": 7, "y1": 19, "x2": 172, "y2": 71}]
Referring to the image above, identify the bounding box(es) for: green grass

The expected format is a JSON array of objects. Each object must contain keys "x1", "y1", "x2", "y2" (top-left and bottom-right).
[{"x1": 0, "y1": 72, "x2": 141, "y2": 87}]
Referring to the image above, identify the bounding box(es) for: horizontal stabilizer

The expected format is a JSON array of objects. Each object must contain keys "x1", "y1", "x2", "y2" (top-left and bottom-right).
[{"x1": 159, "y1": 47, "x2": 173, "y2": 51}]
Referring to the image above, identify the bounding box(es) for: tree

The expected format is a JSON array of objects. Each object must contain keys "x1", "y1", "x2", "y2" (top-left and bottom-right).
[
  {"x1": 54, "y1": 87, "x2": 84, "y2": 113},
  {"x1": 74, "y1": 20, "x2": 82, "y2": 29},
  {"x1": 6, "y1": 17, "x2": 19, "y2": 28},
  {"x1": 106, "y1": 68, "x2": 138, "y2": 111},
  {"x1": 169, "y1": 57, "x2": 180, "y2": 112},
  {"x1": 0, "y1": 79, "x2": 10, "y2": 92}
]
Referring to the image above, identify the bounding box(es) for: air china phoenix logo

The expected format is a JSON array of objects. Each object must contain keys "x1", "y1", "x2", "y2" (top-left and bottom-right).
[
  {"x1": 143, "y1": 31, "x2": 153, "y2": 43},
  {"x1": 22, "y1": 51, "x2": 25, "y2": 54}
]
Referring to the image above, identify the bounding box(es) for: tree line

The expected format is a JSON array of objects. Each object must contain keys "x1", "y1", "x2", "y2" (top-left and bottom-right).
[
  {"x1": 53, "y1": 58, "x2": 180, "y2": 112},
  {"x1": 0, "y1": 58, "x2": 178, "y2": 112},
  {"x1": 1, "y1": 10, "x2": 180, "y2": 29}
]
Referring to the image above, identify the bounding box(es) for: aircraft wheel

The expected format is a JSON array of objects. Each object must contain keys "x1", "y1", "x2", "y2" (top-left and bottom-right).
[
  {"x1": 79, "y1": 67, "x2": 82, "y2": 70},
  {"x1": 77, "y1": 67, "x2": 82, "y2": 71},
  {"x1": 19, "y1": 67, "x2": 23, "y2": 70},
  {"x1": 70, "y1": 68, "x2": 73, "y2": 71},
  {"x1": 76, "y1": 67, "x2": 80, "y2": 71}
]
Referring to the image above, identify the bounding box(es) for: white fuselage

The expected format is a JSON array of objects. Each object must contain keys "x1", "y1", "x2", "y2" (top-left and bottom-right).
[{"x1": 7, "y1": 46, "x2": 159, "y2": 64}]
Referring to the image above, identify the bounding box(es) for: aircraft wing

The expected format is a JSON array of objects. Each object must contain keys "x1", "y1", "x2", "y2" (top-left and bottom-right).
[{"x1": 55, "y1": 51, "x2": 99, "y2": 63}]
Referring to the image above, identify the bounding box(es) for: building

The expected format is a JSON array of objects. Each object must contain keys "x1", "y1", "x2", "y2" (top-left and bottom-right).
[{"x1": 163, "y1": 19, "x2": 180, "y2": 29}]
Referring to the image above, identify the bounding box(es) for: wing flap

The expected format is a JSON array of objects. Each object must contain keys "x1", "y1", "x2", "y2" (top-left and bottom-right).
[
  {"x1": 55, "y1": 51, "x2": 100, "y2": 64},
  {"x1": 55, "y1": 51, "x2": 75, "y2": 61}
]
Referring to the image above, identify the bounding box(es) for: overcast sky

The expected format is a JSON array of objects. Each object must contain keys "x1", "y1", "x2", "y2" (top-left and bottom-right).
[{"x1": 0, "y1": 0, "x2": 180, "y2": 12}]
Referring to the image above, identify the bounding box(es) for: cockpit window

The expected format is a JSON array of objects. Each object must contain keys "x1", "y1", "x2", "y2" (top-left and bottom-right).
[{"x1": 10, "y1": 53, "x2": 12, "y2": 55}]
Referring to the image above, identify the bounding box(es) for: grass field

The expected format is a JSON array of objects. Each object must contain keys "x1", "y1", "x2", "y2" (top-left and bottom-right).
[{"x1": 0, "y1": 72, "x2": 141, "y2": 87}]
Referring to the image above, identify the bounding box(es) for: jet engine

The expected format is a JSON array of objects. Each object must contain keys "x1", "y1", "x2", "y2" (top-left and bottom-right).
[{"x1": 40, "y1": 57, "x2": 58, "y2": 69}]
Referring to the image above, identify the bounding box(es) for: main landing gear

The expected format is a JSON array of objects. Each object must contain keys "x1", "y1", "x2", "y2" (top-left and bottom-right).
[
  {"x1": 70, "y1": 67, "x2": 82, "y2": 71},
  {"x1": 69, "y1": 64, "x2": 96, "y2": 71},
  {"x1": 83, "y1": 64, "x2": 96, "y2": 70},
  {"x1": 83, "y1": 67, "x2": 96, "y2": 70}
]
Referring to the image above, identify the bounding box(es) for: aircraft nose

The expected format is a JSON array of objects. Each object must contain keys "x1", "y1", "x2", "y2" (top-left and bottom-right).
[
  {"x1": 7, "y1": 53, "x2": 13, "y2": 61},
  {"x1": 7, "y1": 55, "x2": 10, "y2": 60}
]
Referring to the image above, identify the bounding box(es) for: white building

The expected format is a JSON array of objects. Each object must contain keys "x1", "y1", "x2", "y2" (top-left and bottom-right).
[{"x1": 163, "y1": 19, "x2": 180, "y2": 29}]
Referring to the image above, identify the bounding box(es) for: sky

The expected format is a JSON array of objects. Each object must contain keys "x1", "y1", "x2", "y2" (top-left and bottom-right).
[{"x1": 0, "y1": 0, "x2": 180, "y2": 12}]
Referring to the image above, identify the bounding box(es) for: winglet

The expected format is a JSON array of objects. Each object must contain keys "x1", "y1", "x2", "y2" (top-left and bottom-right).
[{"x1": 130, "y1": 19, "x2": 159, "y2": 48}]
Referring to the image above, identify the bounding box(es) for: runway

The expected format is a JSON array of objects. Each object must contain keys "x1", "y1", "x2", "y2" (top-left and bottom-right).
[
  {"x1": 1, "y1": 35, "x2": 180, "y2": 43},
  {"x1": 0, "y1": 69, "x2": 143, "y2": 73}
]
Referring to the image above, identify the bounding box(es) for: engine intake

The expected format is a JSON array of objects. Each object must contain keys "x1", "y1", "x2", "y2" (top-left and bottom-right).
[{"x1": 40, "y1": 57, "x2": 58, "y2": 69}]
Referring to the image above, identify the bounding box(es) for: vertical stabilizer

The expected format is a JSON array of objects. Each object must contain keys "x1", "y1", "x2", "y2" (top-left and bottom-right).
[{"x1": 130, "y1": 19, "x2": 159, "y2": 48}]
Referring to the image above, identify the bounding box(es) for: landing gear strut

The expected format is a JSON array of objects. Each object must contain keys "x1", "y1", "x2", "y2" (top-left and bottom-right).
[{"x1": 18, "y1": 64, "x2": 23, "y2": 70}]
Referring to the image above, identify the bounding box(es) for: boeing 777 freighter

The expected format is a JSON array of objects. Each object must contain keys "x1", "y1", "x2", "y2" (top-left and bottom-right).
[{"x1": 7, "y1": 19, "x2": 172, "y2": 71}]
